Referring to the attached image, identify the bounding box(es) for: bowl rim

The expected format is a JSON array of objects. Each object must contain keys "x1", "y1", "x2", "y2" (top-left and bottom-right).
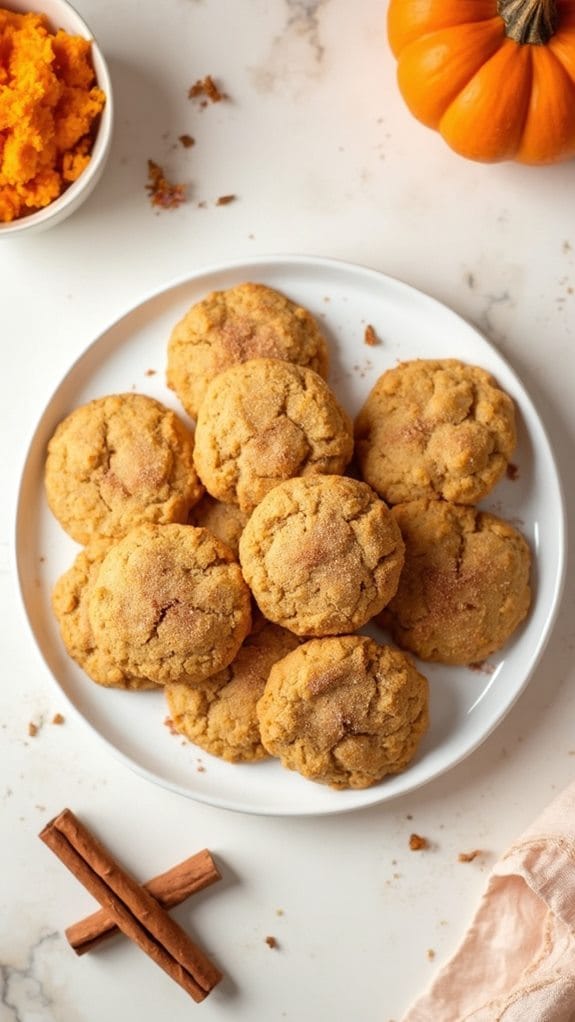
[{"x1": 0, "y1": 0, "x2": 114, "y2": 236}]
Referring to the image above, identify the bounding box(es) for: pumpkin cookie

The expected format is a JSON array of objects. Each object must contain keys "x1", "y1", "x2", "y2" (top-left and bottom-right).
[
  {"x1": 45, "y1": 393, "x2": 203, "y2": 545},
  {"x1": 188, "y1": 494, "x2": 248, "y2": 558},
  {"x1": 165, "y1": 617, "x2": 300, "y2": 762},
  {"x1": 88, "y1": 523, "x2": 252, "y2": 685},
  {"x1": 166, "y1": 282, "x2": 329, "y2": 419},
  {"x1": 354, "y1": 359, "x2": 516, "y2": 505},
  {"x1": 193, "y1": 359, "x2": 353, "y2": 513},
  {"x1": 239, "y1": 475, "x2": 405, "y2": 636},
  {"x1": 378, "y1": 498, "x2": 531, "y2": 664},
  {"x1": 52, "y1": 544, "x2": 157, "y2": 690},
  {"x1": 257, "y1": 635, "x2": 429, "y2": 789}
]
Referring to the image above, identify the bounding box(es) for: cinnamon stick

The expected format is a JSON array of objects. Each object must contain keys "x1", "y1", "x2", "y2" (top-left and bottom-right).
[
  {"x1": 40, "y1": 809, "x2": 222, "y2": 1002},
  {"x1": 66, "y1": 848, "x2": 221, "y2": 955}
]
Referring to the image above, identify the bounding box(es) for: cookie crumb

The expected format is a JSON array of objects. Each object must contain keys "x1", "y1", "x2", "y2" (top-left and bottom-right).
[
  {"x1": 468, "y1": 661, "x2": 495, "y2": 675},
  {"x1": 144, "y1": 369, "x2": 157, "y2": 377},
  {"x1": 197, "y1": 764, "x2": 206, "y2": 773},
  {"x1": 458, "y1": 849, "x2": 481, "y2": 863},
  {"x1": 409, "y1": 833, "x2": 429, "y2": 851},
  {"x1": 164, "y1": 716, "x2": 178, "y2": 736},
  {"x1": 188, "y1": 75, "x2": 227, "y2": 103},
  {"x1": 276, "y1": 908, "x2": 284, "y2": 916},
  {"x1": 427, "y1": 948, "x2": 436, "y2": 960},
  {"x1": 146, "y1": 160, "x2": 186, "y2": 210},
  {"x1": 51, "y1": 713, "x2": 65, "y2": 725},
  {"x1": 265, "y1": 935, "x2": 278, "y2": 949},
  {"x1": 364, "y1": 324, "x2": 379, "y2": 347},
  {"x1": 215, "y1": 194, "x2": 236, "y2": 206},
  {"x1": 179, "y1": 134, "x2": 195, "y2": 148},
  {"x1": 28, "y1": 722, "x2": 38, "y2": 737},
  {"x1": 506, "y1": 462, "x2": 519, "y2": 481}
]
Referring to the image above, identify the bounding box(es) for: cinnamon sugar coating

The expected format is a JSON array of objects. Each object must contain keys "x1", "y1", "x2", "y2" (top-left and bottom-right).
[
  {"x1": 354, "y1": 359, "x2": 516, "y2": 505},
  {"x1": 166, "y1": 283, "x2": 329, "y2": 419},
  {"x1": 52, "y1": 543, "x2": 158, "y2": 690},
  {"x1": 45, "y1": 393, "x2": 203, "y2": 544},
  {"x1": 378, "y1": 498, "x2": 531, "y2": 664},
  {"x1": 257, "y1": 635, "x2": 429, "y2": 789},
  {"x1": 165, "y1": 617, "x2": 300, "y2": 762},
  {"x1": 193, "y1": 359, "x2": 353, "y2": 512},
  {"x1": 239, "y1": 475, "x2": 405, "y2": 636},
  {"x1": 88, "y1": 523, "x2": 251, "y2": 685}
]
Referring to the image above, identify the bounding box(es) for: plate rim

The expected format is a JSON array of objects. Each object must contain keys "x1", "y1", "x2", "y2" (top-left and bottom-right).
[{"x1": 13, "y1": 253, "x2": 568, "y2": 816}]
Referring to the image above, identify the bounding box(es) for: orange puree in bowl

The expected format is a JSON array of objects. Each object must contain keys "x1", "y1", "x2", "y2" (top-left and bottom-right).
[{"x1": 0, "y1": 8, "x2": 105, "y2": 222}]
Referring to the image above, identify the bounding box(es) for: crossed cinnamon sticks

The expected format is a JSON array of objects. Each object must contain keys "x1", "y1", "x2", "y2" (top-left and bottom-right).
[{"x1": 40, "y1": 809, "x2": 222, "y2": 1003}]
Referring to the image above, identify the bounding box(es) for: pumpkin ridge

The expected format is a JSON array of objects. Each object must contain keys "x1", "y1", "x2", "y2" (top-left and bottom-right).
[
  {"x1": 439, "y1": 41, "x2": 534, "y2": 161},
  {"x1": 396, "y1": 19, "x2": 505, "y2": 129},
  {"x1": 388, "y1": 1, "x2": 498, "y2": 56}
]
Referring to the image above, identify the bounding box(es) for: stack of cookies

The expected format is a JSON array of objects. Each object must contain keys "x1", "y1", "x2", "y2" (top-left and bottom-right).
[{"x1": 46, "y1": 283, "x2": 530, "y2": 791}]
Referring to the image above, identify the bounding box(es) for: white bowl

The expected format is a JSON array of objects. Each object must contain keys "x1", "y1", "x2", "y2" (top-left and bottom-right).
[{"x1": 0, "y1": 0, "x2": 113, "y2": 237}]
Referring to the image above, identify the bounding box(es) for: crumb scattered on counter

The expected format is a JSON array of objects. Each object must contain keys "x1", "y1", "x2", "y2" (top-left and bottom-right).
[
  {"x1": 216, "y1": 194, "x2": 236, "y2": 206},
  {"x1": 146, "y1": 160, "x2": 186, "y2": 210},
  {"x1": 265, "y1": 935, "x2": 278, "y2": 949},
  {"x1": 179, "y1": 134, "x2": 195, "y2": 148},
  {"x1": 188, "y1": 75, "x2": 227, "y2": 104},
  {"x1": 164, "y1": 716, "x2": 178, "y2": 736},
  {"x1": 364, "y1": 324, "x2": 379, "y2": 347},
  {"x1": 51, "y1": 713, "x2": 65, "y2": 725},
  {"x1": 28, "y1": 722, "x2": 38, "y2": 737},
  {"x1": 458, "y1": 849, "x2": 481, "y2": 863},
  {"x1": 145, "y1": 369, "x2": 157, "y2": 377},
  {"x1": 427, "y1": 948, "x2": 436, "y2": 960},
  {"x1": 409, "y1": 833, "x2": 429, "y2": 851},
  {"x1": 506, "y1": 463, "x2": 519, "y2": 481},
  {"x1": 276, "y1": 908, "x2": 284, "y2": 916}
]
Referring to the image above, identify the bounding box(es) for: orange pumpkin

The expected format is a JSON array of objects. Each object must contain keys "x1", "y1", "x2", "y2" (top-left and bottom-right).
[{"x1": 387, "y1": 0, "x2": 575, "y2": 163}]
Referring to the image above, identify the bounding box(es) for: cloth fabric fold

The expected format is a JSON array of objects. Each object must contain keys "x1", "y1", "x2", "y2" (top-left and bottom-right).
[{"x1": 402, "y1": 782, "x2": 575, "y2": 1021}]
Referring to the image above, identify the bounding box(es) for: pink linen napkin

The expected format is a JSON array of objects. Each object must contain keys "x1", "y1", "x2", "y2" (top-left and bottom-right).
[{"x1": 403, "y1": 782, "x2": 575, "y2": 1021}]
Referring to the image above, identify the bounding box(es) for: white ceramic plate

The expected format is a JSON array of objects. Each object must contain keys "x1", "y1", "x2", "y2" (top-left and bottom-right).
[{"x1": 16, "y1": 255, "x2": 566, "y2": 816}]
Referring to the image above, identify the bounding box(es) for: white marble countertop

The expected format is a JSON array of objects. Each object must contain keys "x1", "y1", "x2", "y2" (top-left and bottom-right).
[{"x1": 2, "y1": 2, "x2": 574, "y2": 1019}]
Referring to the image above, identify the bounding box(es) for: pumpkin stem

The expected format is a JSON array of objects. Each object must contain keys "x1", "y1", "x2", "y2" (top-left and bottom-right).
[{"x1": 498, "y1": 0, "x2": 557, "y2": 44}]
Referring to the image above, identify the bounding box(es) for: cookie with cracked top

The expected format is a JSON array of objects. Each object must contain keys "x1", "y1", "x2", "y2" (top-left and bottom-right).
[
  {"x1": 88, "y1": 523, "x2": 252, "y2": 685},
  {"x1": 354, "y1": 359, "x2": 516, "y2": 505},
  {"x1": 45, "y1": 393, "x2": 203, "y2": 545},
  {"x1": 193, "y1": 358, "x2": 353, "y2": 513},
  {"x1": 238, "y1": 475, "x2": 405, "y2": 636},
  {"x1": 166, "y1": 282, "x2": 329, "y2": 420},
  {"x1": 377, "y1": 498, "x2": 531, "y2": 664},
  {"x1": 256, "y1": 634, "x2": 429, "y2": 789}
]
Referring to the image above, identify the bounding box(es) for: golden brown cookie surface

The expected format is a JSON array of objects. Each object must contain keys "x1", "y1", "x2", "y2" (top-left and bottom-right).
[
  {"x1": 354, "y1": 359, "x2": 516, "y2": 505},
  {"x1": 193, "y1": 359, "x2": 353, "y2": 512},
  {"x1": 379, "y1": 498, "x2": 531, "y2": 664},
  {"x1": 88, "y1": 523, "x2": 252, "y2": 685},
  {"x1": 52, "y1": 544, "x2": 158, "y2": 690},
  {"x1": 45, "y1": 393, "x2": 203, "y2": 545},
  {"x1": 188, "y1": 494, "x2": 248, "y2": 558},
  {"x1": 239, "y1": 475, "x2": 405, "y2": 636},
  {"x1": 165, "y1": 617, "x2": 300, "y2": 762},
  {"x1": 257, "y1": 635, "x2": 429, "y2": 789},
  {"x1": 166, "y1": 283, "x2": 329, "y2": 419}
]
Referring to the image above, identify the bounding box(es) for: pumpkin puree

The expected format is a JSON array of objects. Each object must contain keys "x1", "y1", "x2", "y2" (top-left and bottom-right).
[{"x1": 0, "y1": 8, "x2": 105, "y2": 222}]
